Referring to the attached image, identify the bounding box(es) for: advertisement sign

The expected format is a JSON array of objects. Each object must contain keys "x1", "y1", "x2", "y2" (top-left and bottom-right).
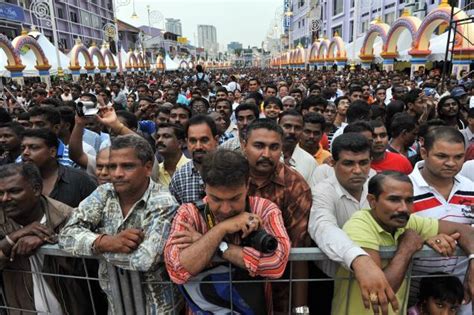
[{"x1": 0, "y1": 2, "x2": 25, "y2": 22}]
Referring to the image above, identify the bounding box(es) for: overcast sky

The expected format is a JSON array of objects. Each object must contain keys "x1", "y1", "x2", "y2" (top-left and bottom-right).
[{"x1": 117, "y1": 0, "x2": 281, "y2": 49}]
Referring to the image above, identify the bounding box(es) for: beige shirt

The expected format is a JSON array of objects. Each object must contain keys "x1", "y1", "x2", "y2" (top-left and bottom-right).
[{"x1": 157, "y1": 154, "x2": 190, "y2": 187}]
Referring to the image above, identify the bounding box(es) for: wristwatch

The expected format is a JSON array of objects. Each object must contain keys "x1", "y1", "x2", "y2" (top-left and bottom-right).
[{"x1": 218, "y1": 241, "x2": 229, "y2": 257}]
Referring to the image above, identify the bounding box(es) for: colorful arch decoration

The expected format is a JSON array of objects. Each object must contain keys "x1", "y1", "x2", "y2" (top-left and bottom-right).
[
  {"x1": 308, "y1": 41, "x2": 320, "y2": 63},
  {"x1": 293, "y1": 46, "x2": 306, "y2": 65},
  {"x1": 100, "y1": 43, "x2": 117, "y2": 71},
  {"x1": 327, "y1": 34, "x2": 347, "y2": 62},
  {"x1": 0, "y1": 33, "x2": 25, "y2": 73},
  {"x1": 11, "y1": 31, "x2": 51, "y2": 72},
  {"x1": 359, "y1": 19, "x2": 390, "y2": 61},
  {"x1": 88, "y1": 43, "x2": 106, "y2": 72},
  {"x1": 316, "y1": 38, "x2": 330, "y2": 61},
  {"x1": 136, "y1": 51, "x2": 145, "y2": 69},
  {"x1": 383, "y1": 11, "x2": 421, "y2": 58},
  {"x1": 179, "y1": 60, "x2": 188, "y2": 69},
  {"x1": 125, "y1": 50, "x2": 139, "y2": 70},
  {"x1": 69, "y1": 39, "x2": 95, "y2": 72}
]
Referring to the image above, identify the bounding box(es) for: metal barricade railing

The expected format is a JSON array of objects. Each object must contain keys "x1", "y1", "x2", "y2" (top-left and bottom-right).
[{"x1": 0, "y1": 245, "x2": 467, "y2": 315}]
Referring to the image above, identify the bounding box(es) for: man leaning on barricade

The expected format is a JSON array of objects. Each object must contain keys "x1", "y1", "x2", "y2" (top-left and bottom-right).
[
  {"x1": 164, "y1": 149, "x2": 291, "y2": 314},
  {"x1": 59, "y1": 134, "x2": 182, "y2": 314},
  {"x1": 0, "y1": 163, "x2": 104, "y2": 315}
]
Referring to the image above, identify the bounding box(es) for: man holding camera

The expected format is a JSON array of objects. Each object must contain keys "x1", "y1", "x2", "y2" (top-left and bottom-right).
[{"x1": 164, "y1": 149, "x2": 290, "y2": 314}]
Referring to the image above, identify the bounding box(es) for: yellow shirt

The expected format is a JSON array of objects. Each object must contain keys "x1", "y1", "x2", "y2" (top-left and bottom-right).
[
  {"x1": 158, "y1": 154, "x2": 190, "y2": 187},
  {"x1": 332, "y1": 209, "x2": 438, "y2": 315},
  {"x1": 314, "y1": 145, "x2": 331, "y2": 165}
]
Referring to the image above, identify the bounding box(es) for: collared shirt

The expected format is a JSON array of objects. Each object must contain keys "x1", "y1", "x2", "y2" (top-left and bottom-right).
[
  {"x1": 308, "y1": 173, "x2": 370, "y2": 276},
  {"x1": 158, "y1": 154, "x2": 190, "y2": 187},
  {"x1": 285, "y1": 144, "x2": 319, "y2": 188},
  {"x1": 58, "y1": 180, "x2": 181, "y2": 314},
  {"x1": 332, "y1": 209, "x2": 438, "y2": 315},
  {"x1": 169, "y1": 160, "x2": 205, "y2": 204},
  {"x1": 220, "y1": 137, "x2": 242, "y2": 152},
  {"x1": 50, "y1": 164, "x2": 97, "y2": 208},
  {"x1": 225, "y1": 122, "x2": 238, "y2": 137},
  {"x1": 164, "y1": 196, "x2": 290, "y2": 314},
  {"x1": 218, "y1": 131, "x2": 235, "y2": 145},
  {"x1": 461, "y1": 127, "x2": 474, "y2": 148}
]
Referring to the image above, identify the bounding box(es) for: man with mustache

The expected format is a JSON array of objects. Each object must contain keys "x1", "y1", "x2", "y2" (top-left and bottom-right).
[
  {"x1": 278, "y1": 110, "x2": 318, "y2": 185},
  {"x1": 59, "y1": 134, "x2": 181, "y2": 314},
  {"x1": 170, "y1": 115, "x2": 219, "y2": 204},
  {"x1": 408, "y1": 126, "x2": 474, "y2": 314},
  {"x1": 220, "y1": 103, "x2": 259, "y2": 152},
  {"x1": 243, "y1": 118, "x2": 312, "y2": 314},
  {"x1": 299, "y1": 113, "x2": 332, "y2": 165},
  {"x1": 333, "y1": 171, "x2": 474, "y2": 315},
  {"x1": 155, "y1": 123, "x2": 189, "y2": 187}
]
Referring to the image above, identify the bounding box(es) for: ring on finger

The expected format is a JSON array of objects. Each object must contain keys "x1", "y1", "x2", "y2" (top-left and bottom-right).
[
  {"x1": 435, "y1": 239, "x2": 441, "y2": 244},
  {"x1": 369, "y1": 292, "x2": 378, "y2": 303}
]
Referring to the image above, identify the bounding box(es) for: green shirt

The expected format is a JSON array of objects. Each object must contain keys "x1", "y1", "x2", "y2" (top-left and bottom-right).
[{"x1": 332, "y1": 209, "x2": 439, "y2": 315}]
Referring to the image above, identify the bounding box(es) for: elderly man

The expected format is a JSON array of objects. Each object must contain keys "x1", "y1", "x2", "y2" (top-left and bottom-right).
[
  {"x1": 165, "y1": 149, "x2": 290, "y2": 314},
  {"x1": 333, "y1": 171, "x2": 474, "y2": 315},
  {"x1": 59, "y1": 134, "x2": 181, "y2": 314},
  {"x1": 0, "y1": 163, "x2": 102, "y2": 315}
]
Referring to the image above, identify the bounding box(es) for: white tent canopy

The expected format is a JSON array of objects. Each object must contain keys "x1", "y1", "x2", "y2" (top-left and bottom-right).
[
  {"x1": 397, "y1": 32, "x2": 452, "y2": 61},
  {"x1": 164, "y1": 53, "x2": 179, "y2": 71},
  {"x1": 345, "y1": 35, "x2": 384, "y2": 63}
]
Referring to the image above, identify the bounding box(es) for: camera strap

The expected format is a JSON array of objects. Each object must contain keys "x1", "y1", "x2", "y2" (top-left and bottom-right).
[{"x1": 192, "y1": 198, "x2": 252, "y2": 230}]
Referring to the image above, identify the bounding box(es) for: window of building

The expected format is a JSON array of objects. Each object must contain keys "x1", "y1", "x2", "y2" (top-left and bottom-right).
[
  {"x1": 332, "y1": 24, "x2": 342, "y2": 37},
  {"x1": 70, "y1": 11, "x2": 78, "y2": 23},
  {"x1": 80, "y1": 10, "x2": 91, "y2": 26},
  {"x1": 57, "y1": 8, "x2": 64, "y2": 19},
  {"x1": 351, "y1": 0, "x2": 355, "y2": 8},
  {"x1": 298, "y1": 21, "x2": 301, "y2": 29},
  {"x1": 333, "y1": 0, "x2": 343, "y2": 15},
  {"x1": 349, "y1": 20, "x2": 354, "y2": 42},
  {"x1": 298, "y1": 0, "x2": 305, "y2": 8},
  {"x1": 59, "y1": 38, "x2": 68, "y2": 50},
  {"x1": 302, "y1": 18, "x2": 305, "y2": 27}
]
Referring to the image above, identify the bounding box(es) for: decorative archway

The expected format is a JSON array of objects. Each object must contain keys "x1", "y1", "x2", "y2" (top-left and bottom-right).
[
  {"x1": 179, "y1": 60, "x2": 188, "y2": 69},
  {"x1": 308, "y1": 41, "x2": 320, "y2": 64},
  {"x1": 0, "y1": 33, "x2": 25, "y2": 75},
  {"x1": 327, "y1": 34, "x2": 347, "y2": 61},
  {"x1": 316, "y1": 38, "x2": 330, "y2": 63},
  {"x1": 156, "y1": 55, "x2": 165, "y2": 71},
  {"x1": 11, "y1": 31, "x2": 51, "y2": 73},
  {"x1": 125, "y1": 50, "x2": 138, "y2": 71},
  {"x1": 136, "y1": 51, "x2": 145, "y2": 69},
  {"x1": 69, "y1": 38, "x2": 95, "y2": 73},
  {"x1": 100, "y1": 43, "x2": 117, "y2": 72},
  {"x1": 384, "y1": 11, "x2": 421, "y2": 56},
  {"x1": 294, "y1": 46, "x2": 305, "y2": 66},
  {"x1": 359, "y1": 19, "x2": 390, "y2": 67},
  {"x1": 88, "y1": 43, "x2": 106, "y2": 73}
]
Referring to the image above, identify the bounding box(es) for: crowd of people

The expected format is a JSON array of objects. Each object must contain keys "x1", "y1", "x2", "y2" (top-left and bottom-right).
[{"x1": 0, "y1": 63, "x2": 474, "y2": 315}]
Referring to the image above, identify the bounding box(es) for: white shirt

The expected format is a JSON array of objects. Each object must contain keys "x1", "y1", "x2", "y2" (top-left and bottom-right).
[
  {"x1": 461, "y1": 160, "x2": 474, "y2": 182},
  {"x1": 308, "y1": 173, "x2": 370, "y2": 276},
  {"x1": 285, "y1": 145, "x2": 319, "y2": 188}
]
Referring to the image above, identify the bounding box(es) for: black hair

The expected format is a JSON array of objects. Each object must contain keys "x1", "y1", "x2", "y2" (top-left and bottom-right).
[
  {"x1": 216, "y1": 86, "x2": 228, "y2": 94},
  {"x1": 0, "y1": 163, "x2": 43, "y2": 192},
  {"x1": 57, "y1": 106, "x2": 75, "y2": 133},
  {"x1": 300, "y1": 96, "x2": 328, "y2": 112},
  {"x1": 116, "y1": 110, "x2": 138, "y2": 129},
  {"x1": 186, "y1": 114, "x2": 218, "y2": 138},
  {"x1": 248, "y1": 77, "x2": 260, "y2": 85},
  {"x1": 28, "y1": 106, "x2": 61, "y2": 125},
  {"x1": 369, "y1": 119, "x2": 385, "y2": 129},
  {"x1": 156, "y1": 122, "x2": 186, "y2": 141},
  {"x1": 41, "y1": 97, "x2": 64, "y2": 107},
  {"x1": 0, "y1": 108, "x2": 11, "y2": 123},
  {"x1": 349, "y1": 85, "x2": 363, "y2": 95},
  {"x1": 331, "y1": 133, "x2": 371, "y2": 161},
  {"x1": 245, "y1": 118, "x2": 284, "y2": 141},
  {"x1": 171, "y1": 103, "x2": 192, "y2": 118},
  {"x1": 335, "y1": 96, "x2": 350, "y2": 107},
  {"x1": 235, "y1": 103, "x2": 259, "y2": 119},
  {"x1": 368, "y1": 171, "x2": 412, "y2": 199},
  {"x1": 303, "y1": 112, "x2": 326, "y2": 130},
  {"x1": 289, "y1": 88, "x2": 303, "y2": 96},
  {"x1": 245, "y1": 92, "x2": 264, "y2": 105},
  {"x1": 418, "y1": 274, "x2": 464, "y2": 306},
  {"x1": 201, "y1": 149, "x2": 249, "y2": 188},
  {"x1": 0, "y1": 121, "x2": 25, "y2": 137},
  {"x1": 279, "y1": 109, "x2": 302, "y2": 121},
  {"x1": 403, "y1": 88, "x2": 422, "y2": 105},
  {"x1": 344, "y1": 121, "x2": 374, "y2": 134},
  {"x1": 309, "y1": 84, "x2": 321, "y2": 92},
  {"x1": 264, "y1": 97, "x2": 283, "y2": 110},
  {"x1": 265, "y1": 84, "x2": 277, "y2": 92},
  {"x1": 418, "y1": 119, "x2": 447, "y2": 139},
  {"x1": 346, "y1": 100, "x2": 371, "y2": 123},
  {"x1": 424, "y1": 126, "x2": 465, "y2": 152},
  {"x1": 138, "y1": 96, "x2": 154, "y2": 104},
  {"x1": 22, "y1": 128, "x2": 59, "y2": 150},
  {"x1": 390, "y1": 113, "x2": 416, "y2": 138},
  {"x1": 469, "y1": 107, "x2": 474, "y2": 119},
  {"x1": 189, "y1": 97, "x2": 210, "y2": 111}
]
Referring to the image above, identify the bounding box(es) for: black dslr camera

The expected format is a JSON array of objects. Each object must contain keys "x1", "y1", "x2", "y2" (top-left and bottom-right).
[{"x1": 242, "y1": 230, "x2": 278, "y2": 254}]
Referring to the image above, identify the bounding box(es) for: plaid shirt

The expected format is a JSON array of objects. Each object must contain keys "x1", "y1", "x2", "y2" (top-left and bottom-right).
[
  {"x1": 58, "y1": 180, "x2": 181, "y2": 314},
  {"x1": 218, "y1": 131, "x2": 235, "y2": 145},
  {"x1": 169, "y1": 161, "x2": 205, "y2": 204}
]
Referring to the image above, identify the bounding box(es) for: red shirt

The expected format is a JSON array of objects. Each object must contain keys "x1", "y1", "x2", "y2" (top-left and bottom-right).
[{"x1": 371, "y1": 151, "x2": 413, "y2": 175}]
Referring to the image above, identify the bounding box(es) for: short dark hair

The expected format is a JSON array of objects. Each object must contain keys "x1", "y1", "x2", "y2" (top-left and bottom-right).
[
  {"x1": 138, "y1": 96, "x2": 154, "y2": 104},
  {"x1": 189, "y1": 97, "x2": 210, "y2": 111},
  {"x1": 265, "y1": 84, "x2": 277, "y2": 92},
  {"x1": 331, "y1": 133, "x2": 371, "y2": 161},
  {"x1": 32, "y1": 88, "x2": 48, "y2": 97},
  {"x1": 110, "y1": 134, "x2": 154, "y2": 164},
  {"x1": 245, "y1": 118, "x2": 284, "y2": 141},
  {"x1": 0, "y1": 121, "x2": 25, "y2": 137},
  {"x1": 368, "y1": 171, "x2": 413, "y2": 199},
  {"x1": 344, "y1": 121, "x2": 374, "y2": 134},
  {"x1": 390, "y1": 113, "x2": 416, "y2": 138},
  {"x1": 418, "y1": 119, "x2": 447, "y2": 139},
  {"x1": 201, "y1": 149, "x2": 249, "y2": 188},
  {"x1": 58, "y1": 106, "x2": 75, "y2": 132},
  {"x1": 424, "y1": 126, "x2": 465, "y2": 152},
  {"x1": 22, "y1": 128, "x2": 59, "y2": 150},
  {"x1": 346, "y1": 100, "x2": 371, "y2": 123},
  {"x1": 263, "y1": 97, "x2": 283, "y2": 110},
  {"x1": 279, "y1": 109, "x2": 302, "y2": 121},
  {"x1": 216, "y1": 87, "x2": 228, "y2": 94},
  {"x1": 289, "y1": 88, "x2": 303, "y2": 96},
  {"x1": 186, "y1": 114, "x2": 218, "y2": 138},
  {"x1": 245, "y1": 92, "x2": 264, "y2": 105},
  {"x1": 301, "y1": 96, "x2": 328, "y2": 112},
  {"x1": 369, "y1": 119, "x2": 385, "y2": 129},
  {"x1": 156, "y1": 122, "x2": 185, "y2": 141},
  {"x1": 0, "y1": 163, "x2": 43, "y2": 192},
  {"x1": 468, "y1": 107, "x2": 474, "y2": 119},
  {"x1": 29, "y1": 106, "x2": 61, "y2": 125},
  {"x1": 418, "y1": 274, "x2": 464, "y2": 306},
  {"x1": 349, "y1": 85, "x2": 363, "y2": 95},
  {"x1": 303, "y1": 112, "x2": 326, "y2": 130},
  {"x1": 171, "y1": 103, "x2": 192, "y2": 118},
  {"x1": 335, "y1": 96, "x2": 350, "y2": 107},
  {"x1": 403, "y1": 88, "x2": 422, "y2": 105},
  {"x1": 116, "y1": 110, "x2": 138, "y2": 129},
  {"x1": 235, "y1": 103, "x2": 259, "y2": 119}
]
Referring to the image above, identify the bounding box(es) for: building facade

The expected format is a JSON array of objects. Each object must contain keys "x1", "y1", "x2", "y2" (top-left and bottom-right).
[
  {"x1": 0, "y1": 0, "x2": 115, "y2": 52},
  {"x1": 165, "y1": 18, "x2": 182, "y2": 36},
  {"x1": 227, "y1": 41, "x2": 242, "y2": 53},
  {"x1": 197, "y1": 24, "x2": 218, "y2": 56}
]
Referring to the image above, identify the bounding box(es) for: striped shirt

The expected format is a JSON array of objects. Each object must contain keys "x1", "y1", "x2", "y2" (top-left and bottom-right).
[{"x1": 164, "y1": 196, "x2": 290, "y2": 314}]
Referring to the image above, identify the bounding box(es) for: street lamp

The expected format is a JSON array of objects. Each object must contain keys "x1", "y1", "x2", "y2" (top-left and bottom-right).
[
  {"x1": 30, "y1": 0, "x2": 63, "y2": 78},
  {"x1": 131, "y1": 0, "x2": 138, "y2": 19}
]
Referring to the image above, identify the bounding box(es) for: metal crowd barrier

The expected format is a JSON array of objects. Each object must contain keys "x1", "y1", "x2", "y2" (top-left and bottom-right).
[{"x1": 0, "y1": 245, "x2": 467, "y2": 315}]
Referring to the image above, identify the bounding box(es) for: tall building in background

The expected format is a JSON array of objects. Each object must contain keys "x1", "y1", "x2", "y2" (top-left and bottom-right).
[
  {"x1": 227, "y1": 41, "x2": 243, "y2": 53},
  {"x1": 197, "y1": 24, "x2": 218, "y2": 56},
  {"x1": 165, "y1": 18, "x2": 182, "y2": 36}
]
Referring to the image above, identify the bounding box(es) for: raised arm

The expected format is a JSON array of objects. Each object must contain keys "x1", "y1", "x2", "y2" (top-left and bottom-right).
[{"x1": 69, "y1": 115, "x2": 89, "y2": 168}]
